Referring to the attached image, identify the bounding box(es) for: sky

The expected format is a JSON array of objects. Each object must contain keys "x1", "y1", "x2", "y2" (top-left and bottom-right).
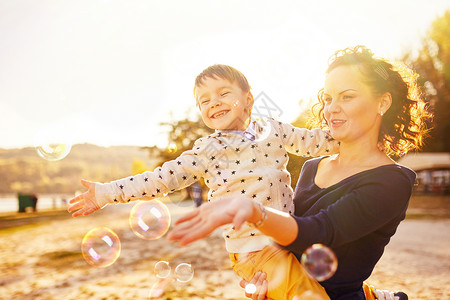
[{"x1": 1, "y1": 0, "x2": 449, "y2": 149}]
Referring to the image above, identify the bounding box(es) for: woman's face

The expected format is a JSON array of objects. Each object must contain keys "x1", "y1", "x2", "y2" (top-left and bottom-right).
[{"x1": 322, "y1": 65, "x2": 381, "y2": 144}]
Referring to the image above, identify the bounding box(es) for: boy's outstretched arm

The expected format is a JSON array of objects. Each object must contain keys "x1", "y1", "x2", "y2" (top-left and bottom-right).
[{"x1": 68, "y1": 179, "x2": 101, "y2": 217}]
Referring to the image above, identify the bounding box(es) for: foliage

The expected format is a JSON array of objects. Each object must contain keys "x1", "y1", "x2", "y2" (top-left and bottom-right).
[
  {"x1": 287, "y1": 103, "x2": 315, "y2": 189},
  {"x1": 144, "y1": 115, "x2": 213, "y2": 166},
  {"x1": 0, "y1": 144, "x2": 156, "y2": 194},
  {"x1": 402, "y1": 9, "x2": 450, "y2": 152}
]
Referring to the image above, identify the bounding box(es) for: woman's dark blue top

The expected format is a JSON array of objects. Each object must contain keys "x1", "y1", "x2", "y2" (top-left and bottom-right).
[{"x1": 283, "y1": 157, "x2": 416, "y2": 300}]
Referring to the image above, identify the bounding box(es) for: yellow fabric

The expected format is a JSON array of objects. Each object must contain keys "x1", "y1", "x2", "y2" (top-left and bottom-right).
[
  {"x1": 363, "y1": 282, "x2": 377, "y2": 300},
  {"x1": 230, "y1": 245, "x2": 330, "y2": 300}
]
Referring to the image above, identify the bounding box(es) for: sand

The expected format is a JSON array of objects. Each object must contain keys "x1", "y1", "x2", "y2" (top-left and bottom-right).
[{"x1": 0, "y1": 200, "x2": 449, "y2": 300}]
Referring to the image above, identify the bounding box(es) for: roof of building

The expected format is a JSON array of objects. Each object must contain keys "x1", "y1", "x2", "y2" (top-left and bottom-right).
[{"x1": 397, "y1": 152, "x2": 450, "y2": 171}]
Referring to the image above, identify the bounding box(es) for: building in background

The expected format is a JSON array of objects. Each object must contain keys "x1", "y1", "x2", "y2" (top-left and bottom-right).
[{"x1": 398, "y1": 153, "x2": 450, "y2": 194}]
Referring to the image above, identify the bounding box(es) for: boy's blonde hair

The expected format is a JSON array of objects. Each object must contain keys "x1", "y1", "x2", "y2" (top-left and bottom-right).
[{"x1": 194, "y1": 64, "x2": 251, "y2": 100}]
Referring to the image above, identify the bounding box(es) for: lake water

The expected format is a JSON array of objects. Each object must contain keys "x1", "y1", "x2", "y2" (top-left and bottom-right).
[
  {"x1": 0, "y1": 192, "x2": 194, "y2": 213},
  {"x1": 0, "y1": 194, "x2": 71, "y2": 213}
]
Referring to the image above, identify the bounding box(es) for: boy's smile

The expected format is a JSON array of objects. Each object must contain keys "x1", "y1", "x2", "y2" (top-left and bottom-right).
[{"x1": 197, "y1": 76, "x2": 253, "y2": 131}]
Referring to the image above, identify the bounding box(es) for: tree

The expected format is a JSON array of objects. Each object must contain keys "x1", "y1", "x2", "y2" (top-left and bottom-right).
[
  {"x1": 403, "y1": 9, "x2": 450, "y2": 152},
  {"x1": 286, "y1": 100, "x2": 315, "y2": 189},
  {"x1": 144, "y1": 114, "x2": 213, "y2": 166}
]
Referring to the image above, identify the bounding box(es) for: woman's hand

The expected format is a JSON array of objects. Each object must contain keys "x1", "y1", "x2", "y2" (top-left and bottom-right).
[
  {"x1": 167, "y1": 197, "x2": 256, "y2": 246},
  {"x1": 67, "y1": 179, "x2": 100, "y2": 217},
  {"x1": 239, "y1": 272, "x2": 272, "y2": 300}
]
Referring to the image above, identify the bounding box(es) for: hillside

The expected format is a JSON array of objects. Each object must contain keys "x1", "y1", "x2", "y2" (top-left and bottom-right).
[{"x1": 0, "y1": 144, "x2": 158, "y2": 194}]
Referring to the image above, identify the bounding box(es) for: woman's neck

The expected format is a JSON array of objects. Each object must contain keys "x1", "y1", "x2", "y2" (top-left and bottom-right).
[{"x1": 333, "y1": 140, "x2": 390, "y2": 168}]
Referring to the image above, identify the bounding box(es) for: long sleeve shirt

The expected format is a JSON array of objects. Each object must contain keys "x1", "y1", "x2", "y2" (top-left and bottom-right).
[
  {"x1": 283, "y1": 157, "x2": 416, "y2": 299},
  {"x1": 95, "y1": 118, "x2": 339, "y2": 253}
]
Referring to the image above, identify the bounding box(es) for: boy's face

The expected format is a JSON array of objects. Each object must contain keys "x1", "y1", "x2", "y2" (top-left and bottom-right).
[{"x1": 196, "y1": 76, "x2": 253, "y2": 131}]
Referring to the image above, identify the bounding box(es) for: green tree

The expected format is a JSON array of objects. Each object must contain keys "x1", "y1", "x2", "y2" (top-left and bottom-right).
[
  {"x1": 145, "y1": 115, "x2": 213, "y2": 165},
  {"x1": 286, "y1": 100, "x2": 315, "y2": 189},
  {"x1": 403, "y1": 9, "x2": 450, "y2": 152}
]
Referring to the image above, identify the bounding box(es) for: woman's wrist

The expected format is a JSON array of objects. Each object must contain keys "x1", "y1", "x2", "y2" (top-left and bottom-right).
[{"x1": 248, "y1": 201, "x2": 267, "y2": 228}]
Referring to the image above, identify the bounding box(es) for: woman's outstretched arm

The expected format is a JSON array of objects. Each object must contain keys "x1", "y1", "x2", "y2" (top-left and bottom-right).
[{"x1": 167, "y1": 197, "x2": 298, "y2": 247}]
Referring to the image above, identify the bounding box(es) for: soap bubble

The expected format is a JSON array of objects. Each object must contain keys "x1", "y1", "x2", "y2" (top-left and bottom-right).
[
  {"x1": 35, "y1": 143, "x2": 72, "y2": 161},
  {"x1": 154, "y1": 260, "x2": 171, "y2": 278},
  {"x1": 167, "y1": 143, "x2": 177, "y2": 154},
  {"x1": 301, "y1": 244, "x2": 337, "y2": 281},
  {"x1": 175, "y1": 263, "x2": 194, "y2": 282},
  {"x1": 34, "y1": 123, "x2": 72, "y2": 161},
  {"x1": 129, "y1": 199, "x2": 171, "y2": 240},
  {"x1": 81, "y1": 227, "x2": 121, "y2": 268},
  {"x1": 245, "y1": 283, "x2": 257, "y2": 294}
]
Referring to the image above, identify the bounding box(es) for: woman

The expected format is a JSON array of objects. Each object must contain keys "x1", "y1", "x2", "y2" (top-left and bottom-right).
[{"x1": 168, "y1": 46, "x2": 431, "y2": 299}]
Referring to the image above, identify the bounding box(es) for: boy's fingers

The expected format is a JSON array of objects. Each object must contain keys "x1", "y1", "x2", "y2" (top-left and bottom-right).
[
  {"x1": 68, "y1": 201, "x2": 84, "y2": 212},
  {"x1": 72, "y1": 209, "x2": 85, "y2": 218},
  {"x1": 254, "y1": 272, "x2": 267, "y2": 300},
  {"x1": 81, "y1": 179, "x2": 92, "y2": 188},
  {"x1": 239, "y1": 279, "x2": 249, "y2": 289},
  {"x1": 69, "y1": 194, "x2": 84, "y2": 204}
]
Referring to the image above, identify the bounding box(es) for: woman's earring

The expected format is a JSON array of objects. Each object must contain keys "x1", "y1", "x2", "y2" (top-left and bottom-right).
[{"x1": 380, "y1": 111, "x2": 384, "y2": 116}]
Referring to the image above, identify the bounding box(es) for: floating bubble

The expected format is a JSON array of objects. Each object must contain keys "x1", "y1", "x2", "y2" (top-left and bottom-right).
[
  {"x1": 175, "y1": 263, "x2": 194, "y2": 282},
  {"x1": 81, "y1": 227, "x2": 121, "y2": 268},
  {"x1": 245, "y1": 283, "x2": 257, "y2": 294},
  {"x1": 154, "y1": 260, "x2": 171, "y2": 278},
  {"x1": 129, "y1": 199, "x2": 171, "y2": 240},
  {"x1": 301, "y1": 244, "x2": 337, "y2": 281},
  {"x1": 167, "y1": 143, "x2": 177, "y2": 154},
  {"x1": 35, "y1": 143, "x2": 72, "y2": 161},
  {"x1": 34, "y1": 124, "x2": 72, "y2": 161}
]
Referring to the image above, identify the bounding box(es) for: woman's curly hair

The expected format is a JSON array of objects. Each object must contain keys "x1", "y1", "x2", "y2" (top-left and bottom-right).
[{"x1": 310, "y1": 45, "x2": 432, "y2": 157}]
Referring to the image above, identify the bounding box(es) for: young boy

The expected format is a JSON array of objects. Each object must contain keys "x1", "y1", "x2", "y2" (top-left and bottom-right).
[{"x1": 69, "y1": 64, "x2": 337, "y2": 299}]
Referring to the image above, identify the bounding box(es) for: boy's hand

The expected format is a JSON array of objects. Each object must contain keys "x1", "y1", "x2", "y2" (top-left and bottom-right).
[
  {"x1": 239, "y1": 271, "x2": 272, "y2": 300},
  {"x1": 68, "y1": 179, "x2": 100, "y2": 217}
]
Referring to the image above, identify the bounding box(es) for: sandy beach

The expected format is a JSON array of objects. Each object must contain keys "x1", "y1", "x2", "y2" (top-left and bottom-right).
[{"x1": 0, "y1": 197, "x2": 449, "y2": 300}]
